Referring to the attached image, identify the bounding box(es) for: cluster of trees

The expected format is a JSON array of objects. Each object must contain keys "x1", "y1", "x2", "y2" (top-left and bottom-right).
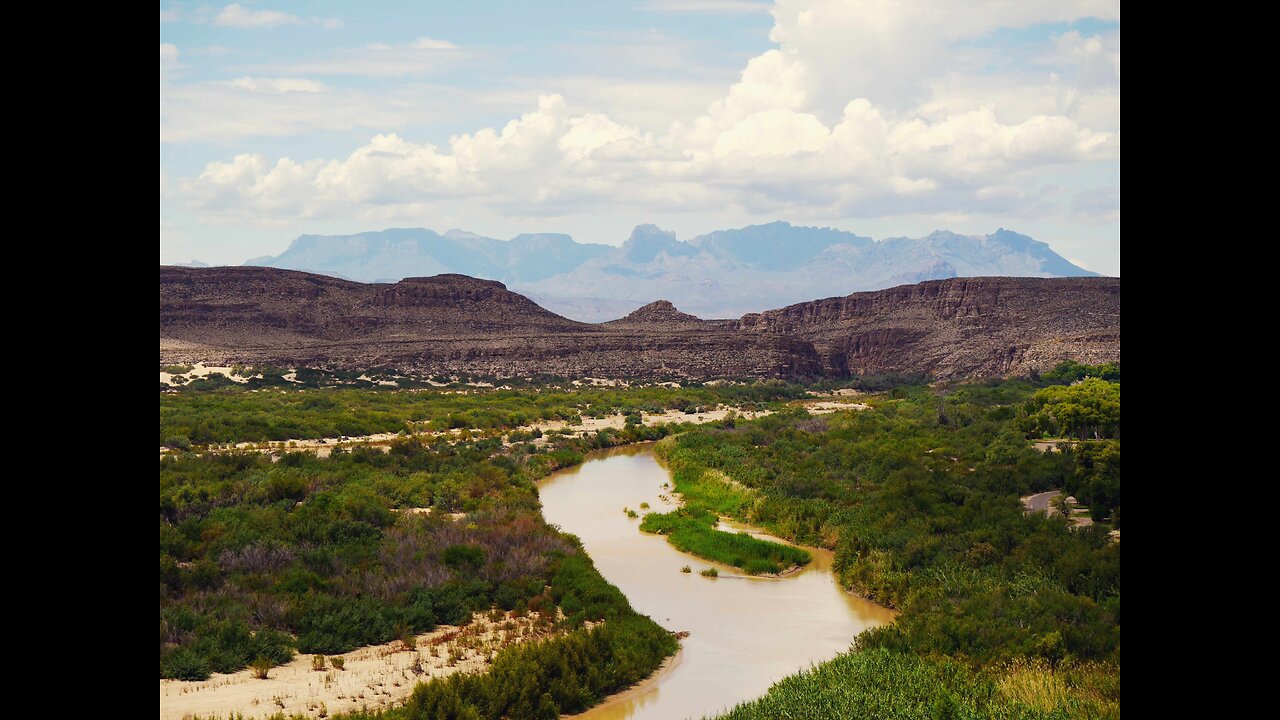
[
  {"x1": 1066, "y1": 440, "x2": 1121, "y2": 523},
  {"x1": 1035, "y1": 360, "x2": 1121, "y2": 385},
  {"x1": 1021, "y1": 378, "x2": 1121, "y2": 440},
  {"x1": 653, "y1": 374, "x2": 1120, "y2": 715}
]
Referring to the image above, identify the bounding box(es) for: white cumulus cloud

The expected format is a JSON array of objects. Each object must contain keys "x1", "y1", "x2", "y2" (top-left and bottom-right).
[
  {"x1": 222, "y1": 77, "x2": 326, "y2": 94},
  {"x1": 213, "y1": 4, "x2": 342, "y2": 30},
  {"x1": 214, "y1": 4, "x2": 299, "y2": 28},
  {"x1": 177, "y1": 0, "x2": 1120, "y2": 229},
  {"x1": 410, "y1": 37, "x2": 458, "y2": 50}
]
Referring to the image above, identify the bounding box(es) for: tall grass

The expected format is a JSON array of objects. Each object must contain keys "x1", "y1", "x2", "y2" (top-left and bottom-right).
[{"x1": 709, "y1": 648, "x2": 1119, "y2": 720}]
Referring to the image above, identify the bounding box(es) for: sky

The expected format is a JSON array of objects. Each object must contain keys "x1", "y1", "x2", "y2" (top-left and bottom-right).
[{"x1": 160, "y1": 1, "x2": 1120, "y2": 274}]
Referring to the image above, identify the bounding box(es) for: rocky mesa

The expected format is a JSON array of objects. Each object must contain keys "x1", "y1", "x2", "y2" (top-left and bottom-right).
[{"x1": 160, "y1": 267, "x2": 1119, "y2": 380}]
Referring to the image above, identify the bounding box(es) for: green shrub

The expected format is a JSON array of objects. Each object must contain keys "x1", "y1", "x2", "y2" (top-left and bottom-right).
[
  {"x1": 160, "y1": 648, "x2": 210, "y2": 681},
  {"x1": 442, "y1": 544, "x2": 487, "y2": 573},
  {"x1": 250, "y1": 656, "x2": 271, "y2": 679},
  {"x1": 402, "y1": 617, "x2": 675, "y2": 719}
]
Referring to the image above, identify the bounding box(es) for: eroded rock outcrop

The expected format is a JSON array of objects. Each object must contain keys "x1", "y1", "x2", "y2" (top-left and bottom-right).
[
  {"x1": 605, "y1": 300, "x2": 706, "y2": 327},
  {"x1": 160, "y1": 268, "x2": 1119, "y2": 380},
  {"x1": 733, "y1": 277, "x2": 1120, "y2": 378}
]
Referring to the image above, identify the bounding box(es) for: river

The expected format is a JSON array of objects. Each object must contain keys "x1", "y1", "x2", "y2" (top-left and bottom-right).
[{"x1": 537, "y1": 444, "x2": 895, "y2": 720}]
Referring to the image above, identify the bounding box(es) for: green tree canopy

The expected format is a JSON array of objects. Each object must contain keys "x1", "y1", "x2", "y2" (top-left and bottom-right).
[{"x1": 1023, "y1": 378, "x2": 1120, "y2": 440}]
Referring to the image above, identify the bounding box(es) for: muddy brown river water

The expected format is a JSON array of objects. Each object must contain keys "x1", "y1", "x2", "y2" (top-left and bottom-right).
[{"x1": 538, "y1": 444, "x2": 895, "y2": 720}]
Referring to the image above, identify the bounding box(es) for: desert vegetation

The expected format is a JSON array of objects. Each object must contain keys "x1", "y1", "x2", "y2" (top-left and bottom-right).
[
  {"x1": 160, "y1": 381, "x2": 808, "y2": 447},
  {"x1": 161, "y1": 363, "x2": 1118, "y2": 719},
  {"x1": 160, "y1": 408, "x2": 687, "y2": 720}
]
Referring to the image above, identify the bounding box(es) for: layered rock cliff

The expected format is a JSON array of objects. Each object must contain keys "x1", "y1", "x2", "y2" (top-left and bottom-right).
[{"x1": 160, "y1": 268, "x2": 1119, "y2": 380}]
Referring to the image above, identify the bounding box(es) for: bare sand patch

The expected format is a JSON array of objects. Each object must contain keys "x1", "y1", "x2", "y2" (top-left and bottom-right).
[
  {"x1": 161, "y1": 363, "x2": 260, "y2": 387},
  {"x1": 797, "y1": 400, "x2": 870, "y2": 414},
  {"x1": 160, "y1": 609, "x2": 563, "y2": 720},
  {"x1": 570, "y1": 377, "x2": 630, "y2": 387},
  {"x1": 805, "y1": 388, "x2": 865, "y2": 397},
  {"x1": 530, "y1": 407, "x2": 769, "y2": 438}
]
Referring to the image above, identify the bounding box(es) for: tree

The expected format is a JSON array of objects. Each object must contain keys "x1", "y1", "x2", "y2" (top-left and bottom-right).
[
  {"x1": 1066, "y1": 440, "x2": 1120, "y2": 521},
  {"x1": 1025, "y1": 378, "x2": 1120, "y2": 440}
]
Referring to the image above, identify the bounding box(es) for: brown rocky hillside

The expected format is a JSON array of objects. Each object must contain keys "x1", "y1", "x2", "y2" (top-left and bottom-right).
[{"x1": 160, "y1": 267, "x2": 1118, "y2": 379}]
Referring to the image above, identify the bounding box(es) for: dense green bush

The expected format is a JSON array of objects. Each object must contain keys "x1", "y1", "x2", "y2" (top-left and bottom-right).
[
  {"x1": 296, "y1": 595, "x2": 426, "y2": 655},
  {"x1": 1036, "y1": 360, "x2": 1121, "y2": 385},
  {"x1": 359, "y1": 617, "x2": 677, "y2": 720},
  {"x1": 1066, "y1": 441, "x2": 1120, "y2": 520},
  {"x1": 640, "y1": 507, "x2": 810, "y2": 574},
  {"x1": 1022, "y1": 378, "x2": 1121, "y2": 440},
  {"x1": 656, "y1": 377, "x2": 1120, "y2": 665},
  {"x1": 158, "y1": 400, "x2": 692, "y2": 682},
  {"x1": 710, "y1": 648, "x2": 1119, "y2": 720},
  {"x1": 159, "y1": 647, "x2": 211, "y2": 681}
]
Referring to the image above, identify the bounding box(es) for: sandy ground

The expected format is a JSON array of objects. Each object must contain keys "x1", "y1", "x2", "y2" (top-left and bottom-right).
[
  {"x1": 389, "y1": 507, "x2": 468, "y2": 522},
  {"x1": 806, "y1": 388, "x2": 865, "y2": 397},
  {"x1": 531, "y1": 407, "x2": 769, "y2": 437},
  {"x1": 161, "y1": 406, "x2": 778, "y2": 458},
  {"x1": 161, "y1": 363, "x2": 257, "y2": 386},
  {"x1": 160, "y1": 609, "x2": 564, "y2": 720},
  {"x1": 801, "y1": 400, "x2": 870, "y2": 414},
  {"x1": 570, "y1": 378, "x2": 629, "y2": 387},
  {"x1": 357, "y1": 374, "x2": 399, "y2": 387}
]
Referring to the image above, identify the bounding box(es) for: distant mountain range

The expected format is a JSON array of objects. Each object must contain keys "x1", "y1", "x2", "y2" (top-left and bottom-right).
[{"x1": 243, "y1": 221, "x2": 1098, "y2": 321}]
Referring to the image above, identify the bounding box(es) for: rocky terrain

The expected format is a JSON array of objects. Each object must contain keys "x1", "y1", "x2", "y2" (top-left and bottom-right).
[
  {"x1": 160, "y1": 267, "x2": 1119, "y2": 380},
  {"x1": 733, "y1": 277, "x2": 1120, "y2": 377}
]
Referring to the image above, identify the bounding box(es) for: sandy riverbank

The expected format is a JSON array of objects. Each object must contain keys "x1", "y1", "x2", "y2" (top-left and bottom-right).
[{"x1": 160, "y1": 609, "x2": 560, "y2": 720}]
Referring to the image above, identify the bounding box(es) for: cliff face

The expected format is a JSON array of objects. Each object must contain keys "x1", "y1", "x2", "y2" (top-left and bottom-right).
[
  {"x1": 735, "y1": 277, "x2": 1120, "y2": 378},
  {"x1": 160, "y1": 268, "x2": 1119, "y2": 380}
]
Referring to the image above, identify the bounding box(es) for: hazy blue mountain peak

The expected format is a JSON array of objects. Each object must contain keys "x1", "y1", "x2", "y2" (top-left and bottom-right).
[
  {"x1": 249, "y1": 222, "x2": 1100, "y2": 321},
  {"x1": 623, "y1": 224, "x2": 697, "y2": 263},
  {"x1": 443, "y1": 228, "x2": 488, "y2": 241}
]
